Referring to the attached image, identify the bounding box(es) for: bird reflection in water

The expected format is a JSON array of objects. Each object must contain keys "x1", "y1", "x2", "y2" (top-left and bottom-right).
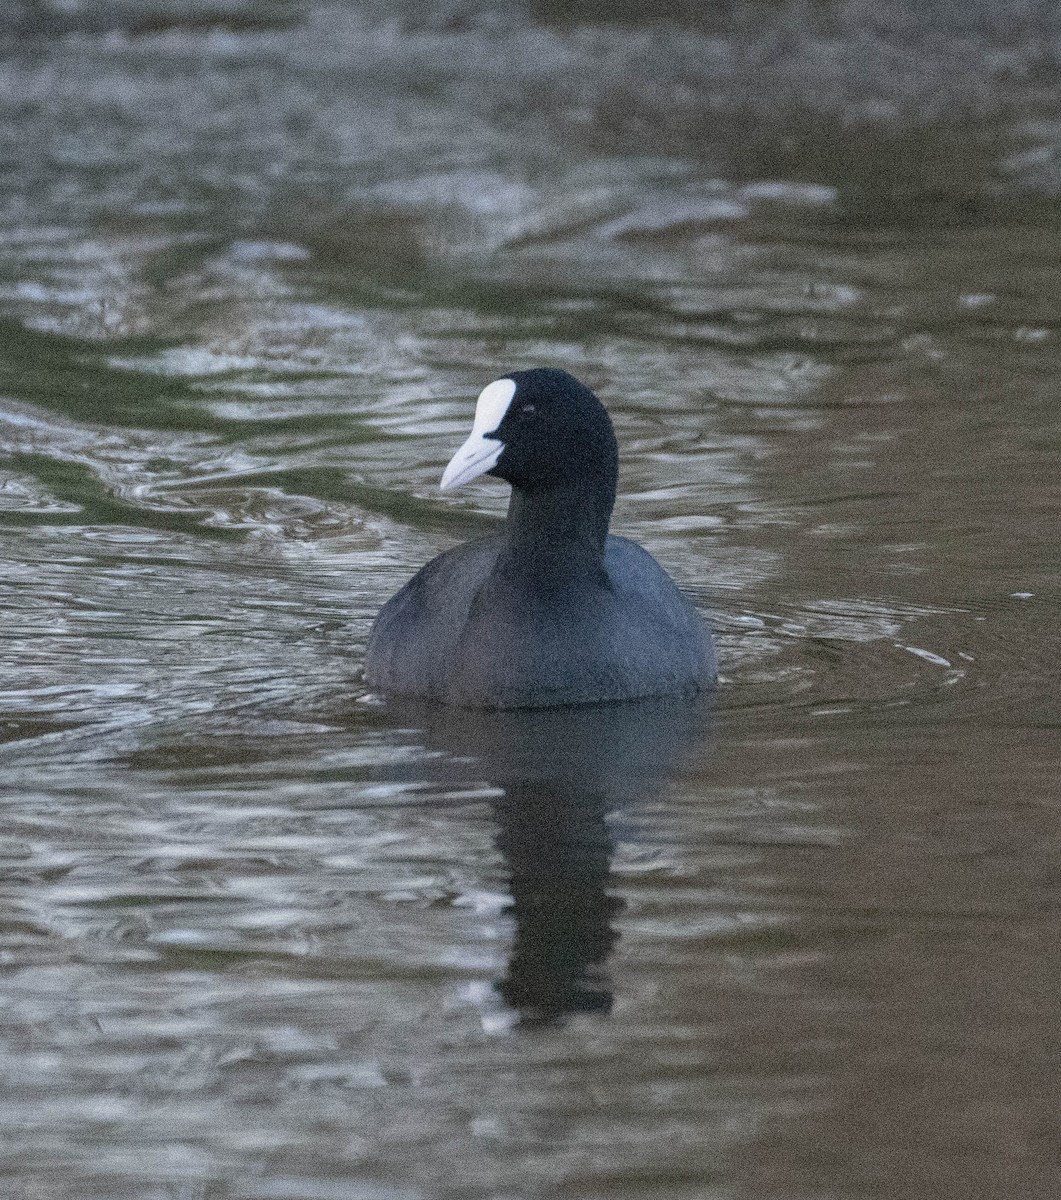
[{"x1": 389, "y1": 697, "x2": 712, "y2": 1028}]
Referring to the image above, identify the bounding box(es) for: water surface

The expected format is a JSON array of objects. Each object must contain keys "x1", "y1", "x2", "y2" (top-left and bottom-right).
[{"x1": 2, "y1": 4, "x2": 1060, "y2": 1198}]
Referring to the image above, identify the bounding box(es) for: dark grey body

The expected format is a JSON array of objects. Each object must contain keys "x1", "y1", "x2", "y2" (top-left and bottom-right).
[{"x1": 365, "y1": 533, "x2": 716, "y2": 709}]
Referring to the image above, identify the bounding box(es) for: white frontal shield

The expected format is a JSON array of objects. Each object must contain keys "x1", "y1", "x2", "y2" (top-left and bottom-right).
[{"x1": 440, "y1": 378, "x2": 516, "y2": 491}]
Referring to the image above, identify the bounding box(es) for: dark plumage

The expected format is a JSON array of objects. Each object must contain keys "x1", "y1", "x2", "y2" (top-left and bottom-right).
[{"x1": 365, "y1": 368, "x2": 716, "y2": 708}]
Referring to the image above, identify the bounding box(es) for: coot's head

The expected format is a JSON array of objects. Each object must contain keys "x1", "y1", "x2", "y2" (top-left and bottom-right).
[{"x1": 440, "y1": 369, "x2": 619, "y2": 498}]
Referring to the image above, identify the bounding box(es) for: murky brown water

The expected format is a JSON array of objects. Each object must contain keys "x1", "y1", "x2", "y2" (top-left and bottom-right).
[{"x1": 2, "y1": 3, "x2": 1060, "y2": 1199}]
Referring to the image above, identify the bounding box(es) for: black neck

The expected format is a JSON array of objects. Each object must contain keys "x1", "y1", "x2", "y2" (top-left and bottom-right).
[{"x1": 502, "y1": 477, "x2": 614, "y2": 575}]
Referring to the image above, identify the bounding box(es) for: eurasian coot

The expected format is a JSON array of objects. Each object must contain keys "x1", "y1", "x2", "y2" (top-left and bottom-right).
[{"x1": 365, "y1": 369, "x2": 716, "y2": 708}]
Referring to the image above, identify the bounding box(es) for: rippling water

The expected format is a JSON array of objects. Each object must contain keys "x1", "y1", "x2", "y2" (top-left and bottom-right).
[{"x1": 2, "y1": 3, "x2": 1061, "y2": 1198}]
